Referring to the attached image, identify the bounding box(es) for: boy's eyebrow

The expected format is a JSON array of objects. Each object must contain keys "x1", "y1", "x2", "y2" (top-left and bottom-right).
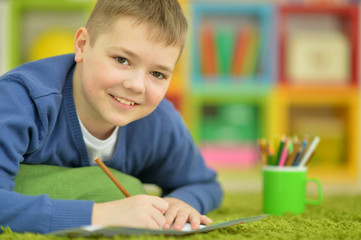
[
  {"x1": 153, "y1": 64, "x2": 174, "y2": 74},
  {"x1": 110, "y1": 46, "x2": 140, "y2": 60},
  {"x1": 109, "y1": 46, "x2": 174, "y2": 73}
]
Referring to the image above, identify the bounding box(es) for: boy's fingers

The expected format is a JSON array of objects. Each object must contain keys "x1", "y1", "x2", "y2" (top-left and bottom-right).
[
  {"x1": 163, "y1": 207, "x2": 178, "y2": 229},
  {"x1": 172, "y1": 212, "x2": 188, "y2": 231},
  {"x1": 188, "y1": 212, "x2": 201, "y2": 229},
  {"x1": 150, "y1": 208, "x2": 167, "y2": 229},
  {"x1": 200, "y1": 215, "x2": 212, "y2": 225},
  {"x1": 150, "y1": 196, "x2": 169, "y2": 214}
]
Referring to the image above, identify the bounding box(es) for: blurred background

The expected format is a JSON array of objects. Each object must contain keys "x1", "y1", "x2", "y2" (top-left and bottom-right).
[{"x1": 1, "y1": 0, "x2": 360, "y2": 194}]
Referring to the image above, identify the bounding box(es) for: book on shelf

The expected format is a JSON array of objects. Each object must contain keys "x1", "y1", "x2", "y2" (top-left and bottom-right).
[
  {"x1": 241, "y1": 28, "x2": 260, "y2": 77},
  {"x1": 231, "y1": 27, "x2": 251, "y2": 76},
  {"x1": 215, "y1": 26, "x2": 235, "y2": 76},
  {"x1": 199, "y1": 24, "x2": 261, "y2": 80},
  {"x1": 200, "y1": 25, "x2": 217, "y2": 76}
]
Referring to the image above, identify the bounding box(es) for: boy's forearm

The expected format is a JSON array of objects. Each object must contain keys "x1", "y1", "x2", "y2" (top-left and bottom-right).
[{"x1": 0, "y1": 189, "x2": 93, "y2": 234}]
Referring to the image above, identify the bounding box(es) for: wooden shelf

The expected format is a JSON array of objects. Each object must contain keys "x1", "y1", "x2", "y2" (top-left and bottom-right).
[{"x1": 278, "y1": 4, "x2": 359, "y2": 85}]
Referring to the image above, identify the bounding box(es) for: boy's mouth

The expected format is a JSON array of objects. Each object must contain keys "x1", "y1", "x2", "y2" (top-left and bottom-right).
[{"x1": 110, "y1": 94, "x2": 137, "y2": 106}]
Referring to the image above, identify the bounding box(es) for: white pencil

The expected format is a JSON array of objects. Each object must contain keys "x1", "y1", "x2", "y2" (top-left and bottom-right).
[{"x1": 298, "y1": 136, "x2": 320, "y2": 167}]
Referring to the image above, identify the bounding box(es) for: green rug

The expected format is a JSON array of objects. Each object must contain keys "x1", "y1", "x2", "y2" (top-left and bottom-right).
[{"x1": 2, "y1": 192, "x2": 361, "y2": 240}]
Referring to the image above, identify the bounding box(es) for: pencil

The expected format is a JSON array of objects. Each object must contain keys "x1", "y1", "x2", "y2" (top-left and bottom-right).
[
  {"x1": 306, "y1": 150, "x2": 316, "y2": 166},
  {"x1": 298, "y1": 136, "x2": 320, "y2": 167},
  {"x1": 284, "y1": 140, "x2": 294, "y2": 166},
  {"x1": 273, "y1": 134, "x2": 281, "y2": 165},
  {"x1": 278, "y1": 142, "x2": 289, "y2": 167},
  {"x1": 292, "y1": 140, "x2": 307, "y2": 166},
  {"x1": 275, "y1": 137, "x2": 286, "y2": 165},
  {"x1": 286, "y1": 141, "x2": 299, "y2": 166},
  {"x1": 268, "y1": 146, "x2": 274, "y2": 166},
  {"x1": 256, "y1": 139, "x2": 266, "y2": 164},
  {"x1": 94, "y1": 157, "x2": 132, "y2": 198},
  {"x1": 264, "y1": 140, "x2": 269, "y2": 165}
]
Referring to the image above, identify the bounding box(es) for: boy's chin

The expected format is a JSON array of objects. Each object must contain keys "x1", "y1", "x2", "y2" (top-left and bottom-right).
[
  {"x1": 110, "y1": 116, "x2": 145, "y2": 127},
  {"x1": 109, "y1": 107, "x2": 157, "y2": 126}
]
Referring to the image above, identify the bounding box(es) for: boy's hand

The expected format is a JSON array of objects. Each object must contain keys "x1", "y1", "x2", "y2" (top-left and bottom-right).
[
  {"x1": 92, "y1": 195, "x2": 168, "y2": 229},
  {"x1": 162, "y1": 197, "x2": 212, "y2": 230}
]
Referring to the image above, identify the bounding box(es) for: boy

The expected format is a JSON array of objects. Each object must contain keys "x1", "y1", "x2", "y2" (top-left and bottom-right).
[{"x1": 0, "y1": 0, "x2": 223, "y2": 234}]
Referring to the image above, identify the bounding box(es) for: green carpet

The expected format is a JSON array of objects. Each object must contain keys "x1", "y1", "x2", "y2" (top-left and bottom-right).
[{"x1": 1, "y1": 192, "x2": 361, "y2": 240}]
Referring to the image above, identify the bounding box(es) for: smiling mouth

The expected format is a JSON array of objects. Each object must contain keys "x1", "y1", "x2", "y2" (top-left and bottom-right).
[{"x1": 110, "y1": 94, "x2": 137, "y2": 106}]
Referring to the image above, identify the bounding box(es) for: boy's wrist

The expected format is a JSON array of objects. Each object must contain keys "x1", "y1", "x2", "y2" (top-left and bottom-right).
[
  {"x1": 50, "y1": 199, "x2": 93, "y2": 233},
  {"x1": 91, "y1": 202, "x2": 103, "y2": 225}
]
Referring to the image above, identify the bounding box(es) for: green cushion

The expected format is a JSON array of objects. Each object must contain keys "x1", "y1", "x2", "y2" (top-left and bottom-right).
[{"x1": 14, "y1": 164, "x2": 146, "y2": 203}]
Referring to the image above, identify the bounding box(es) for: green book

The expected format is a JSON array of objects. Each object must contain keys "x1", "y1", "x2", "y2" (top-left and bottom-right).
[{"x1": 215, "y1": 27, "x2": 235, "y2": 75}]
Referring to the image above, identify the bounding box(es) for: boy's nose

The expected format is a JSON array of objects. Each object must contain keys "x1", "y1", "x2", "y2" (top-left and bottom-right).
[{"x1": 122, "y1": 72, "x2": 146, "y2": 94}]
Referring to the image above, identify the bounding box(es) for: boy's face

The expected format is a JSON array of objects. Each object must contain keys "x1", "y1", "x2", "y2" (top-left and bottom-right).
[{"x1": 73, "y1": 17, "x2": 181, "y2": 137}]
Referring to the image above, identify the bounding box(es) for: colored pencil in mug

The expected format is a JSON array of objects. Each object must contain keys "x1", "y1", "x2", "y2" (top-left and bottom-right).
[
  {"x1": 292, "y1": 140, "x2": 307, "y2": 166},
  {"x1": 298, "y1": 136, "x2": 320, "y2": 167},
  {"x1": 286, "y1": 140, "x2": 299, "y2": 166},
  {"x1": 275, "y1": 136, "x2": 286, "y2": 165},
  {"x1": 268, "y1": 146, "x2": 274, "y2": 166}
]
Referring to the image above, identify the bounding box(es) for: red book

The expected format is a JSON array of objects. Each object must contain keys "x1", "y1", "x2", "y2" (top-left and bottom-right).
[
  {"x1": 231, "y1": 27, "x2": 251, "y2": 76},
  {"x1": 200, "y1": 25, "x2": 217, "y2": 76}
]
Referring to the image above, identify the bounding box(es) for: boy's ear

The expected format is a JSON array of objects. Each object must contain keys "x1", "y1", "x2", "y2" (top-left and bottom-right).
[{"x1": 74, "y1": 27, "x2": 89, "y2": 63}]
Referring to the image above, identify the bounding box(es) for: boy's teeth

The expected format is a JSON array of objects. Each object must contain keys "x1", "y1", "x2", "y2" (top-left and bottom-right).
[{"x1": 114, "y1": 96, "x2": 135, "y2": 106}]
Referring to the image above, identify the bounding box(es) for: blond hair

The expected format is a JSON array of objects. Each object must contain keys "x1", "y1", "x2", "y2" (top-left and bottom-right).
[{"x1": 86, "y1": 0, "x2": 188, "y2": 49}]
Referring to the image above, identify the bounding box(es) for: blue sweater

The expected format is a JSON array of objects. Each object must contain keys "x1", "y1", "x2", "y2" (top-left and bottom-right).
[{"x1": 0, "y1": 54, "x2": 223, "y2": 233}]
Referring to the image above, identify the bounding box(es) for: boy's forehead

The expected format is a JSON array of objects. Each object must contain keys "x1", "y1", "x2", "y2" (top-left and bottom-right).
[
  {"x1": 107, "y1": 16, "x2": 182, "y2": 49},
  {"x1": 93, "y1": 18, "x2": 182, "y2": 67}
]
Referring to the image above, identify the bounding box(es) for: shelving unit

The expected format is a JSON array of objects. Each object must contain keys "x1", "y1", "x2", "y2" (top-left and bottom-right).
[
  {"x1": 8, "y1": 0, "x2": 94, "y2": 69},
  {"x1": 185, "y1": 2, "x2": 276, "y2": 169},
  {"x1": 190, "y1": 2, "x2": 275, "y2": 92},
  {"x1": 272, "y1": 86, "x2": 359, "y2": 183},
  {"x1": 279, "y1": 4, "x2": 359, "y2": 85},
  {"x1": 184, "y1": 1, "x2": 360, "y2": 186},
  {"x1": 274, "y1": 4, "x2": 360, "y2": 185},
  {"x1": 187, "y1": 93, "x2": 272, "y2": 170}
]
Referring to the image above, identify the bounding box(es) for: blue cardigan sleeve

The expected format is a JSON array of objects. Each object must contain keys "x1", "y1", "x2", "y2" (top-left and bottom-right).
[
  {"x1": 0, "y1": 76, "x2": 93, "y2": 233},
  {"x1": 0, "y1": 190, "x2": 93, "y2": 233}
]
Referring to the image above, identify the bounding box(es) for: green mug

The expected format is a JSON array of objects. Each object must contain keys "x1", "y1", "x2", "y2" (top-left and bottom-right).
[{"x1": 262, "y1": 166, "x2": 322, "y2": 215}]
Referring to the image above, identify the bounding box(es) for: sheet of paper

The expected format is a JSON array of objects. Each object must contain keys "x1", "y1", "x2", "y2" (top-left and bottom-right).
[{"x1": 50, "y1": 215, "x2": 268, "y2": 237}]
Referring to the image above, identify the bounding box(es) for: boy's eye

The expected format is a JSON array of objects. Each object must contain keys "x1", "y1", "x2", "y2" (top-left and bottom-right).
[
  {"x1": 151, "y1": 71, "x2": 165, "y2": 79},
  {"x1": 115, "y1": 57, "x2": 129, "y2": 65}
]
